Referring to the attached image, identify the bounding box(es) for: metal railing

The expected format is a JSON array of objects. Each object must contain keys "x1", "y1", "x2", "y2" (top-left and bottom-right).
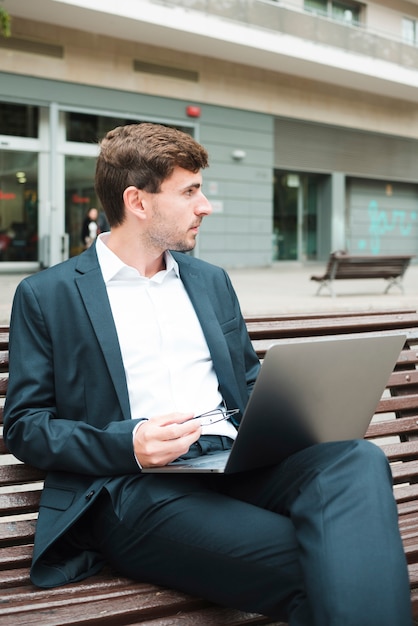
[{"x1": 153, "y1": 0, "x2": 418, "y2": 69}]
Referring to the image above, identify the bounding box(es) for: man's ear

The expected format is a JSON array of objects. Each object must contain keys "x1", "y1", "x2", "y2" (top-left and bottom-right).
[{"x1": 123, "y1": 186, "x2": 147, "y2": 219}]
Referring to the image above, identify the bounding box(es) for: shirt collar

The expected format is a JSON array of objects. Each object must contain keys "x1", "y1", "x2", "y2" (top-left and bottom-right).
[{"x1": 96, "y1": 232, "x2": 180, "y2": 283}]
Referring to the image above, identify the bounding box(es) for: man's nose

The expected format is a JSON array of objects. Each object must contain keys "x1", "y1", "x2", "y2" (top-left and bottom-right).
[{"x1": 196, "y1": 192, "x2": 213, "y2": 215}]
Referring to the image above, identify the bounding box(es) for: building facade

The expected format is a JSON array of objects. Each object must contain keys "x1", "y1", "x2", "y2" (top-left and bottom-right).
[{"x1": 1, "y1": 0, "x2": 418, "y2": 270}]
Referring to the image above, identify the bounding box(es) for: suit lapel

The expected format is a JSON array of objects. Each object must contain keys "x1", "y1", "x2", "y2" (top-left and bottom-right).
[{"x1": 74, "y1": 247, "x2": 131, "y2": 420}]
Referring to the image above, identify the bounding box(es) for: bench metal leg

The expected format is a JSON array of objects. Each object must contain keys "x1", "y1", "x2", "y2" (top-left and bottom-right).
[
  {"x1": 384, "y1": 277, "x2": 405, "y2": 295},
  {"x1": 315, "y1": 280, "x2": 335, "y2": 297}
]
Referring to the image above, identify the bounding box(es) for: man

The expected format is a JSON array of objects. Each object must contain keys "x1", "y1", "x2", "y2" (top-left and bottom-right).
[
  {"x1": 80, "y1": 206, "x2": 99, "y2": 249},
  {"x1": 4, "y1": 123, "x2": 412, "y2": 625}
]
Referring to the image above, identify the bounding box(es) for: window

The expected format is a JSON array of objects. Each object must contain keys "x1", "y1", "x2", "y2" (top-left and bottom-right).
[
  {"x1": 305, "y1": 0, "x2": 327, "y2": 17},
  {"x1": 304, "y1": 0, "x2": 361, "y2": 25},
  {"x1": 66, "y1": 112, "x2": 140, "y2": 143},
  {"x1": 0, "y1": 103, "x2": 39, "y2": 138},
  {"x1": 402, "y1": 18, "x2": 416, "y2": 45},
  {"x1": 65, "y1": 112, "x2": 194, "y2": 143}
]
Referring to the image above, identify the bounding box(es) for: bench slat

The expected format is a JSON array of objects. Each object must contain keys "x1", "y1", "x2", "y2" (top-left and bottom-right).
[
  {"x1": 0, "y1": 491, "x2": 41, "y2": 517},
  {"x1": 0, "y1": 566, "x2": 31, "y2": 588},
  {"x1": 0, "y1": 571, "x2": 151, "y2": 596},
  {"x1": 388, "y1": 370, "x2": 418, "y2": 388},
  {"x1": 0, "y1": 350, "x2": 8, "y2": 372},
  {"x1": 398, "y1": 499, "x2": 418, "y2": 517},
  {"x1": 0, "y1": 545, "x2": 33, "y2": 570},
  {"x1": 247, "y1": 315, "x2": 418, "y2": 339},
  {"x1": 409, "y1": 585, "x2": 418, "y2": 618},
  {"x1": 0, "y1": 579, "x2": 277, "y2": 625},
  {"x1": 366, "y1": 418, "x2": 418, "y2": 441},
  {"x1": 0, "y1": 464, "x2": 46, "y2": 487},
  {"x1": 252, "y1": 329, "x2": 418, "y2": 359},
  {"x1": 379, "y1": 439, "x2": 418, "y2": 460},
  {"x1": 0, "y1": 333, "x2": 9, "y2": 350},
  {"x1": 0, "y1": 376, "x2": 7, "y2": 396},
  {"x1": 394, "y1": 484, "x2": 418, "y2": 505},
  {"x1": 0, "y1": 519, "x2": 37, "y2": 547},
  {"x1": 244, "y1": 309, "x2": 417, "y2": 323},
  {"x1": 390, "y1": 459, "x2": 418, "y2": 483},
  {"x1": 376, "y1": 394, "x2": 418, "y2": 414}
]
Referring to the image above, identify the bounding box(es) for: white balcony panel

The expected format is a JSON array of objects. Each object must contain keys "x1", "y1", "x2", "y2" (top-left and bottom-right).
[{"x1": 3, "y1": 0, "x2": 418, "y2": 102}]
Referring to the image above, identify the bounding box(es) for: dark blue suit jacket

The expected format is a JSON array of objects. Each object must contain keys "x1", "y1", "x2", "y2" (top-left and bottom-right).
[{"x1": 4, "y1": 245, "x2": 260, "y2": 588}]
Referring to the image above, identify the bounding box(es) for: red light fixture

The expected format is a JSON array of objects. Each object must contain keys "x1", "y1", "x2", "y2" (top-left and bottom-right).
[{"x1": 186, "y1": 105, "x2": 201, "y2": 118}]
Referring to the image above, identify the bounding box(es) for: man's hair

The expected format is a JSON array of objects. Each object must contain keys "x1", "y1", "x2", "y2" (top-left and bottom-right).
[{"x1": 95, "y1": 122, "x2": 209, "y2": 226}]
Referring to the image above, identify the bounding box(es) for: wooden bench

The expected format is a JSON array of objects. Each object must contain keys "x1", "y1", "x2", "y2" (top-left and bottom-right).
[
  {"x1": 2, "y1": 310, "x2": 418, "y2": 624},
  {"x1": 310, "y1": 251, "x2": 415, "y2": 297}
]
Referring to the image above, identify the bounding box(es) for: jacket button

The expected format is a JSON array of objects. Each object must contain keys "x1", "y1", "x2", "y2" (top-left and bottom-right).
[{"x1": 85, "y1": 490, "x2": 95, "y2": 500}]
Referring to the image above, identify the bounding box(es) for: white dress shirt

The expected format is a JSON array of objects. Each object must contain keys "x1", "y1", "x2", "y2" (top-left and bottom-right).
[{"x1": 96, "y1": 233, "x2": 237, "y2": 440}]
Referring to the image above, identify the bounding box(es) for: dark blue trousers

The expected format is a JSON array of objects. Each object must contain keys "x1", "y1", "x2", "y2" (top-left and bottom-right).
[{"x1": 91, "y1": 440, "x2": 412, "y2": 625}]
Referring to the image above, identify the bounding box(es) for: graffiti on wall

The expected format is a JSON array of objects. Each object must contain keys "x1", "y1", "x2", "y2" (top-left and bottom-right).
[{"x1": 357, "y1": 200, "x2": 417, "y2": 254}]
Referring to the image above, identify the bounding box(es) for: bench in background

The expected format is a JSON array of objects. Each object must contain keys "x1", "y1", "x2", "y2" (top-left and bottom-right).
[
  {"x1": 2, "y1": 310, "x2": 418, "y2": 625},
  {"x1": 310, "y1": 251, "x2": 415, "y2": 297}
]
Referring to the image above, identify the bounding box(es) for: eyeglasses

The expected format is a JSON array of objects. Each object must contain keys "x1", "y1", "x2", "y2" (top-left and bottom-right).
[{"x1": 192, "y1": 408, "x2": 240, "y2": 427}]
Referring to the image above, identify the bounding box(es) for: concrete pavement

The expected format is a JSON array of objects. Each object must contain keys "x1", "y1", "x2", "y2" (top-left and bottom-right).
[
  {"x1": 1, "y1": 261, "x2": 418, "y2": 324},
  {"x1": 227, "y1": 262, "x2": 418, "y2": 317}
]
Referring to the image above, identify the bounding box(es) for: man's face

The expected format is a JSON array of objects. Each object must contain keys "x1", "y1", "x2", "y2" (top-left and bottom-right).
[{"x1": 144, "y1": 166, "x2": 213, "y2": 253}]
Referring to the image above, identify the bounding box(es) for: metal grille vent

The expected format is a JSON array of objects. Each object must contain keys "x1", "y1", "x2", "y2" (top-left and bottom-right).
[
  {"x1": 133, "y1": 60, "x2": 199, "y2": 82},
  {"x1": 0, "y1": 36, "x2": 63, "y2": 58}
]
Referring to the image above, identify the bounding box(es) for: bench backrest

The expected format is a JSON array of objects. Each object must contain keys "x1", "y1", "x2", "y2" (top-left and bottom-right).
[{"x1": 327, "y1": 252, "x2": 414, "y2": 280}]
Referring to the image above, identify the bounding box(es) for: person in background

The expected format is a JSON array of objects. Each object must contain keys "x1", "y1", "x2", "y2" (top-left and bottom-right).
[
  {"x1": 4, "y1": 123, "x2": 412, "y2": 626},
  {"x1": 81, "y1": 207, "x2": 99, "y2": 248}
]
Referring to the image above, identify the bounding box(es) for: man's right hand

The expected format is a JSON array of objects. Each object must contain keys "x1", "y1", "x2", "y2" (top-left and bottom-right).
[{"x1": 133, "y1": 413, "x2": 202, "y2": 468}]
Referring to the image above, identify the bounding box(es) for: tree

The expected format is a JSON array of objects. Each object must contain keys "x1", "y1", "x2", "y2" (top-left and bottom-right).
[{"x1": 0, "y1": 6, "x2": 11, "y2": 38}]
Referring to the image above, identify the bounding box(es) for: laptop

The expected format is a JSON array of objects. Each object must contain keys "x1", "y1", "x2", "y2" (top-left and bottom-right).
[{"x1": 142, "y1": 332, "x2": 405, "y2": 474}]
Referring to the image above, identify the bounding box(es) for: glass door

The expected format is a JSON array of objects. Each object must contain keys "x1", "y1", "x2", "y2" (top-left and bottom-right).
[
  {"x1": 0, "y1": 149, "x2": 38, "y2": 263},
  {"x1": 273, "y1": 171, "x2": 319, "y2": 261},
  {"x1": 304, "y1": 176, "x2": 319, "y2": 260},
  {"x1": 273, "y1": 172, "x2": 299, "y2": 260},
  {"x1": 65, "y1": 155, "x2": 103, "y2": 257}
]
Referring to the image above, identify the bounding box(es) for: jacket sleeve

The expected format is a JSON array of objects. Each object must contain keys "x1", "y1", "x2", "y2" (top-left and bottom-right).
[{"x1": 3, "y1": 278, "x2": 141, "y2": 476}]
